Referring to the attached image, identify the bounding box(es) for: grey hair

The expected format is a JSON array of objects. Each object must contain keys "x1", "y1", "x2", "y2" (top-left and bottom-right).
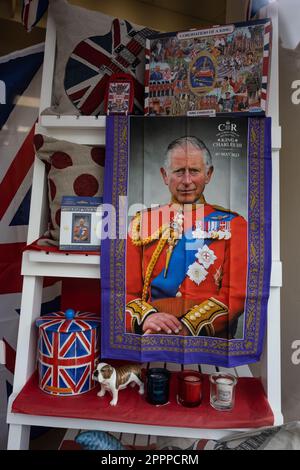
[{"x1": 164, "y1": 136, "x2": 213, "y2": 173}]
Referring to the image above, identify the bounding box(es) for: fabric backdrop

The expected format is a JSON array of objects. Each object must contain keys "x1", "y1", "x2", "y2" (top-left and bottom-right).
[{"x1": 0, "y1": 44, "x2": 61, "y2": 449}]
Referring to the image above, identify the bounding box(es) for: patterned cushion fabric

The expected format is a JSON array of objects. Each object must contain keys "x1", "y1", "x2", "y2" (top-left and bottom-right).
[
  {"x1": 33, "y1": 133, "x2": 105, "y2": 245},
  {"x1": 61, "y1": 423, "x2": 300, "y2": 451},
  {"x1": 156, "y1": 436, "x2": 207, "y2": 451},
  {"x1": 157, "y1": 422, "x2": 300, "y2": 451},
  {"x1": 43, "y1": 0, "x2": 156, "y2": 116}
]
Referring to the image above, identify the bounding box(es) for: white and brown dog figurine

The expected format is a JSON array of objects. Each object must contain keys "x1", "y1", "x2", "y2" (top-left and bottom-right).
[{"x1": 93, "y1": 363, "x2": 144, "y2": 406}]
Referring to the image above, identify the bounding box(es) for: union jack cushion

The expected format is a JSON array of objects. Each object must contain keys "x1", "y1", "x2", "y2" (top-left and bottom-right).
[{"x1": 44, "y1": 0, "x2": 157, "y2": 116}]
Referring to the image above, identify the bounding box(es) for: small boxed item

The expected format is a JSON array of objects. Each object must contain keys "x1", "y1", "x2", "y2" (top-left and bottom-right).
[
  {"x1": 59, "y1": 196, "x2": 103, "y2": 251},
  {"x1": 36, "y1": 309, "x2": 100, "y2": 396}
]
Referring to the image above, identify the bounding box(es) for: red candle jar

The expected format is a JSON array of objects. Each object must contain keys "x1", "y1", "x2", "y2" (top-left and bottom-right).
[{"x1": 177, "y1": 370, "x2": 202, "y2": 407}]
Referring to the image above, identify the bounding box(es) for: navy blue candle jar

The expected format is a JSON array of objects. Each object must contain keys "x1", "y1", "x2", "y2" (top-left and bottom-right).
[{"x1": 146, "y1": 368, "x2": 170, "y2": 405}]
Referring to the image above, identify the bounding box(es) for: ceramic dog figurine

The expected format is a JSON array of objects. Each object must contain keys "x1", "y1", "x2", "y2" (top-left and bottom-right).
[{"x1": 93, "y1": 363, "x2": 144, "y2": 406}]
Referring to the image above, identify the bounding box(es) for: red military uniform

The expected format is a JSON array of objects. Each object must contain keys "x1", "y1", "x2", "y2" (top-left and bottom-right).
[{"x1": 126, "y1": 199, "x2": 247, "y2": 338}]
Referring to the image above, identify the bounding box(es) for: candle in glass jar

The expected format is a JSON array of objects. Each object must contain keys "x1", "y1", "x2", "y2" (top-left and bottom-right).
[
  {"x1": 177, "y1": 371, "x2": 202, "y2": 407},
  {"x1": 209, "y1": 373, "x2": 237, "y2": 411},
  {"x1": 146, "y1": 368, "x2": 170, "y2": 405},
  {"x1": 184, "y1": 376, "x2": 199, "y2": 382},
  {"x1": 215, "y1": 377, "x2": 234, "y2": 404}
]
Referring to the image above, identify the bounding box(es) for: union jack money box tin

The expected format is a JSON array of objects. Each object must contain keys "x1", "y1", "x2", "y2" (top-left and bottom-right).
[{"x1": 36, "y1": 309, "x2": 100, "y2": 396}]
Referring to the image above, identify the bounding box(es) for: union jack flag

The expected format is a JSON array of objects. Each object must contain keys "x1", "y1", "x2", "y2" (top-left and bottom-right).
[
  {"x1": 64, "y1": 19, "x2": 156, "y2": 115},
  {"x1": 0, "y1": 43, "x2": 63, "y2": 447},
  {"x1": 22, "y1": 0, "x2": 49, "y2": 32},
  {"x1": 37, "y1": 311, "x2": 100, "y2": 395}
]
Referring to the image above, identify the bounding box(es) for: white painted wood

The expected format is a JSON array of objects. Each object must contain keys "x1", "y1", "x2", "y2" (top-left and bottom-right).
[
  {"x1": 35, "y1": 123, "x2": 106, "y2": 145},
  {"x1": 12, "y1": 276, "x2": 43, "y2": 395},
  {"x1": 111, "y1": 431, "x2": 151, "y2": 448},
  {"x1": 165, "y1": 362, "x2": 181, "y2": 371},
  {"x1": 134, "y1": 433, "x2": 151, "y2": 447},
  {"x1": 149, "y1": 434, "x2": 156, "y2": 446},
  {"x1": 271, "y1": 149, "x2": 281, "y2": 265},
  {"x1": 22, "y1": 251, "x2": 100, "y2": 279},
  {"x1": 183, "y1": 364, "x2": 200, "y2": 371},
  {"x1": 266, "y1": 3, "x2": 279, "y2": 127},
  {"x1": 28, "y1": 250, "x2": 100, "y2": 265},
  {"x1": 120, "y1": 432, "x2": 135, "y2": 446},
  {"x1": 268, "y1": 126, "x2": 281, "y2": 405},
  {"x1": 258, "y1": 3, "x2": 282, "y2": 426},
  {"x1": 39, "y1": 115, "x2": 106, "y2": 129},
  {"x1": 234, "y1": 365, "x2": 253, "y2": 378},
  {"x1": 147, "y1": 362, "x2": 166, "y2": 369},
  {"x1": 218, "y1": 367, "x2": 236, "y2": 376},
  {"x1": 6, "y1": 396, "x2": 250, "y2": 440},
  {"x1": 272, "y1": 126, "x2": 282, "y2": 151},
  {"x1": 261, "y1": 286, "x2": 283, "y2": 426},
  {"x1": 26, "y1": 157, "x2": 47, "y2": 245},
  {"x1": 0, "y1": 340, "x2": 5, "y2": 365},
  {"x1": 200, "y1": 364, "x2": 218, "y2": 374},
  {"x1": 110, "y1": 431, "x2": 122, "y2": 440},
  {"x1": 39, "y1": 13, "x2": 56, "y2": 114},
  {"x1": 7, "y1": 424, "x2": 31, "y2": 450},
  {"x1": 270, "y1": 260, "x2": 282, "y2": 287},
  {"x1": 268, "y1": 4, "x2": 281, "y2": 260}
]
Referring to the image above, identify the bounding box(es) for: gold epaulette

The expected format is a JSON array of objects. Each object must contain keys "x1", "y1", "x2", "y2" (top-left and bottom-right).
[
  {"x1": 181, "y1": 297, "x2": 228, "y2": 336},
  {"x1": 212, "y1": 204, "x2": 239, "y2": 216}
]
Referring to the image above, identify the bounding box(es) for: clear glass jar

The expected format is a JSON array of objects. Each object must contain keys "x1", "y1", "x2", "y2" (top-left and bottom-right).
[{"x1": 209, "y1": 372, "x2": 237, "y2": 411}]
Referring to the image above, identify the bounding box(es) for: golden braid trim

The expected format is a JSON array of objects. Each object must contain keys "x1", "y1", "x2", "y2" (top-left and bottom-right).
[
  {"x1": 130, "y1": 212, "x2": 170, "y2": 247},
  {"x1": 130, "y1": 212, "x2": 142, "y2": 244},
  {"x1": 142, "y1": 229, "x2": 169, "y2": 302}
]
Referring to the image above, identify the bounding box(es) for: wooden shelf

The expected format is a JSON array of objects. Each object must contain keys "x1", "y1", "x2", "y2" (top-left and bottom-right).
[
  {"x1": 39, "y1": 115, "x2": 106, "y2": 129},
  {"x1": 8, "y1": 371, "x2": 274, "y2": 440},
  {"x1": 21, "y1": 250, "x2": 100, "y2": 279},
  {"x1": 21, "y1": 248, "x2": 282, "y2": 285}
]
